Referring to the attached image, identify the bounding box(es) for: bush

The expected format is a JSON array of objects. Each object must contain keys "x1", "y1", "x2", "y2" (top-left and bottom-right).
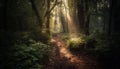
[
  {"x1": 13, "y1": 31, "x2": 50, "y2": 45},
  {"x1": 85, "y1": 33, "x2": 120, "y2": 68},
  {"x1": 61, "y1": 33, "x2": 70, "y2": 41},
  {"x1": 67, "y1": 37, "x2": 86, "y2": 52},
  {"x1": 31, "y1": 30, "x2": 50, "y2": 44},
  {"x1": 0, "y1": 42, "x2": 51, "y2": 69}
]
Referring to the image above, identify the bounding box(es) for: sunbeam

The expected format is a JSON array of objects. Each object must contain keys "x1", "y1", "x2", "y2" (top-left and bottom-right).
[{"x1": 50, "y1": 0, "x2": 79, "y2": 37}]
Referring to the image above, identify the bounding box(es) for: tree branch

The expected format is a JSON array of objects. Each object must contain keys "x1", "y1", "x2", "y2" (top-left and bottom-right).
[{"x1": 44, "y1": 0, "x2": 61, "y2": 17}]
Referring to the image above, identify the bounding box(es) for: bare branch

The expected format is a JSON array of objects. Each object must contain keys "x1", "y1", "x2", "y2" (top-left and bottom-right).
[{"x1": 44, "y1": 0, "x2": 61, "y2": 17}]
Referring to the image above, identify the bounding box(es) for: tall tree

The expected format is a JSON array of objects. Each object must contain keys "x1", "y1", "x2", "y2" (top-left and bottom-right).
[
  {"x1": 109, "y1": 0, "x2": 120, "y2": 34},
  {"x1": 46, "y1": 0, "x2": 50, "y2": 34},
  {"x1": 3, "y1": 0, "x2": 8, "y2": 31},
  {"x1": 84, "y1": 0, "x2": 89, "y2": 35},
  {"x1": 30, "y1": 0, "x2": 42, "y2": 28},
  {"x1": 76, "y1": 0, "x2": 84, "y2": 34}
]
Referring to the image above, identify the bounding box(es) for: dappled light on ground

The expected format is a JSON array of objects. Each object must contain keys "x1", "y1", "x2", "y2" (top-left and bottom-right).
[
  {"x1": 46, "y1": 35, "x2": 102, "y2": 69},
  {"x1": 46, "y1": 1, "x2": 105, "y2": 68},
  {"x1": 70, "y1": 37, "x2": 82, "y2": 42}
]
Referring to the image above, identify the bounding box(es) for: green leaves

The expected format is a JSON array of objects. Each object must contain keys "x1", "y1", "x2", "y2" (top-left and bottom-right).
[{"x1": 5, "y1": 42, "x2": 51, "y2": 69}]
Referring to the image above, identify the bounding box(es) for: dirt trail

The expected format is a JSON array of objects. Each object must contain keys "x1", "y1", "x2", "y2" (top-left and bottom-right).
[{"x1": 46, "y1": 35, "x2": 103, "y2": 69}]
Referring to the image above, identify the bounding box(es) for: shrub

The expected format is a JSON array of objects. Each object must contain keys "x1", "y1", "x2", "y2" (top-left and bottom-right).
[
  {"x1": 0, "y1": 42, "x2": 51, "y2": 69},
  {"x1": 13, "y1": 31, "x2": 50, "y2": 45},
  {"x1": 61, "y1": 33, "x2": 70, "y2": 41},
  {"x1": 31, "y1": 31, "x2": 50, "y2": 44},
  {"x1": 85, "y1": 33, "x2": 120, "y2": 68},
  {"x1": 67, "y1": 37, "x2": 86, "y2": 52}
]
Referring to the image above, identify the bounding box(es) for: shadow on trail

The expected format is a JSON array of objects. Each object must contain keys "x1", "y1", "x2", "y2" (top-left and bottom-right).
[{"x1": 46, "y1": 34, "x2": 103, "y2": 69}]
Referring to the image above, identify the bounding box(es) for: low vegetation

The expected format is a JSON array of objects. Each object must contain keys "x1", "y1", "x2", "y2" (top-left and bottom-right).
[
  {"x1": 0, "y1": 31, "x2": 51, "y2": 69},
  {"x1": 64, "y1": 32, "x2": 120, "y2": 68}
]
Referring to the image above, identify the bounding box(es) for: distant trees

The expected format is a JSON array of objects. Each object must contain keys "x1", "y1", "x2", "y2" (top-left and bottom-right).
[
  {"x1": 0, "y1": 0, "x2": 8, "y2": 31},
  {"x1": 75, "y1": 0, "x2": 111, "y2": 35},
  {"x1": 1, "y1": 0, "x2": 119, "y2": 35},
  {"x1": 45, "y1": 0, "x2": 62, "y2": 34},
  {"x1": 109, "y1": 0, "x2": 120, "y2": 34}
]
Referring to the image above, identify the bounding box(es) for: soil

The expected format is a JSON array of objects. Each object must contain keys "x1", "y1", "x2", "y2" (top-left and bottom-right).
[{"x1": 46, "y1": 34, "x2": 103, "y2": 69}]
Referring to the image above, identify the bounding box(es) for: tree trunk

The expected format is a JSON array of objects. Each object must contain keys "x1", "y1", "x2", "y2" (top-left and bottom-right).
[
  {"x1": 30, "y1": 0, "x2": 42, "y2": 28},
  {"x1": 46, "y1": 0, "x2": 50, "y2": 34},
  {"x1": 108, "y1": 0, "x2": 113, "y2": 34},
  {"x1": 84, "y1": 0, "x2": 89, "y2": 35},
  {"x1": 3, "y1": 0, "x2": 8, "y2": 31},
  {"x1": 77, "y1": 3, "x2": 85, "y2": 34},
  {"x1": 109, "y1": 0, "x2": 120, "y2": 34}
]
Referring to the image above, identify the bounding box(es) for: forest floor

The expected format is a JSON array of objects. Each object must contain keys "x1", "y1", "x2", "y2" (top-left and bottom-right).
[{"x1": 45, "y1": 34, "x2": 103, "y2": 69}]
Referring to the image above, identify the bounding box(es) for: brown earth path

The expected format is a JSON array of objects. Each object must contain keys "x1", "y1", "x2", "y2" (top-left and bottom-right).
[{"x1": 46, "y1": 34, "x2": 103, "y2": 69}]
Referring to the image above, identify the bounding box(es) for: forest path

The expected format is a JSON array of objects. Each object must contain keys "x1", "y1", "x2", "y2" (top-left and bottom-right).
[{"x1": 46, "y1": 34, "x2": 102, "y2": 69}]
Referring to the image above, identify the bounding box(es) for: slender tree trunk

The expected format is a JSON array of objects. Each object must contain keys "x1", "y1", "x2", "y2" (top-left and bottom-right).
[
  {"x1": 59, "y1": 10, "x2": 68, "y2": 33},
  {"x1": 108, "y1": 0, "x2": 112, "y2": 34},
  {"x1": 109, "y1": 0, "x2": 119, "y2": 34},
  {"x1": 46, "y1": 0, "x2": 50, "y2": 34},
  {"x1": 3, "y1": 0, "x2": 8, "y2": 31},
  {"x1": 84, "y1": 0, "x2": 89, "y2": 35},
  {"x1": 103, "y1": 16, "x2": 106, "y2": 32},
  {"x1": 77, "y1": 3, "x2": 85, "y2": 34},
  {"x1": 30, "y1": 0, "x2": 42, "y2": 28}
]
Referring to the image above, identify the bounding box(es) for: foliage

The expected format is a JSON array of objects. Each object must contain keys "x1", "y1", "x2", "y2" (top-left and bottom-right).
[
  {"x1": 0, "y1": 41, "x2": 51, "y2": 69},
  {"x1": 7, "y1": 0, "x2": 38, "y2": 31},
  {"x1": 13, "y1": 30, "x2": 50, "y2": 45},
  {"x1": 68, "y1": 38, "x2": 84, "y2": 51},
  {"x1": 85, "y1": 32, "x2": 120, "y2": 68},
  {"x1": 61, "y1": 33, "x2": 70, "y2": 41},
  {"x1": 66, "y1": 34, "x2": 86, "y2": 52},
  {"x1": 0, "y1": 0, "x2": 51, "y2": 65},
  {"x1": 31, "y1": 30, "x2": 50, "y2": 44},
  {"x1": 65, "y1": 32, "x2": 120, "y2": 68}
]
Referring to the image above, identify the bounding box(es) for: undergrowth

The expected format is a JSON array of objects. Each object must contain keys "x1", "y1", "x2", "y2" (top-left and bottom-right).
[
  {"x1": 0, "y1": 42, "x2": 51, "y2": 69},
  {"x1": 0, "y1": 31, "x2": 51, "y2": 69},
  {"x1": 63, "y1": 32, "x2": 120, "y2": 69},
  {"x1": 86, "y1": 33, "x2": 120, "y2": 69}
]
